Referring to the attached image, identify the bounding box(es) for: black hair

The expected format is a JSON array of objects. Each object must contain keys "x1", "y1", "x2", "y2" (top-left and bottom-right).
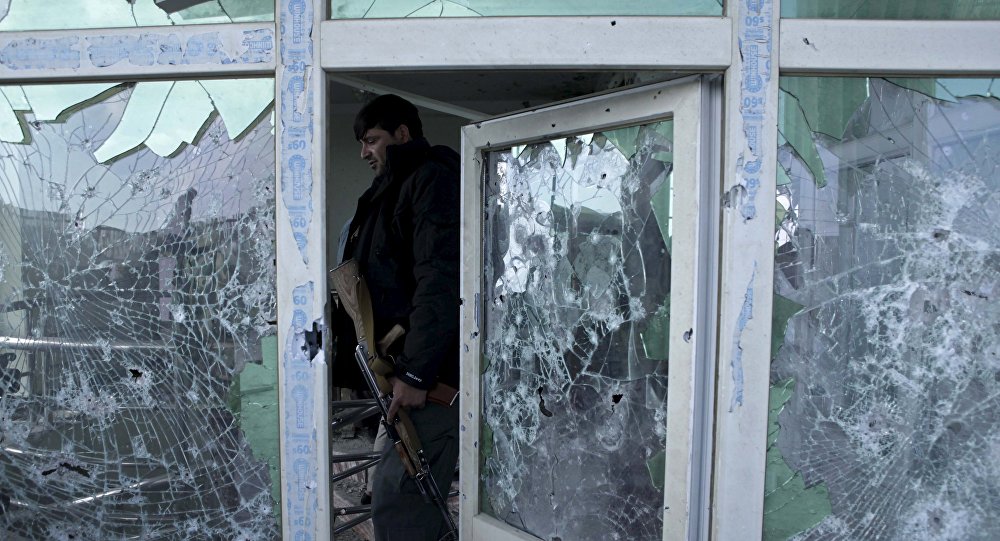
[{"x1": 353, "y1": 94, "x2": 424, "y2": 141}]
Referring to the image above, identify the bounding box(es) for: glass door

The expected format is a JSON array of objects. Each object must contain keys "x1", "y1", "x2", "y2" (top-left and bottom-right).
[{"x1": 459, "y1": 76, "x2": 718, "y2": 541}]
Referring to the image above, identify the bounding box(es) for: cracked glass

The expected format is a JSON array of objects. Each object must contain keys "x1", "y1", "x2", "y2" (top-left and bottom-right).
[
  {"x1": 767, "y1": 77, "x2": 1000, "y2": 539},
  {"x1": 0, "y1": 0, "x2": 273, "y2": 31},
  {"x1": 331, "y1": 0, "x2": 721, "y2": 18},
  {"x1": 782, "y1": 0, "x2": 1000, "y2": 19},
  {"x1": 481, "y1": 121, "x2": 673, "y2": 541},
  {"x1": 0, "y1": 82, "x2": 278, "y2": 539}
]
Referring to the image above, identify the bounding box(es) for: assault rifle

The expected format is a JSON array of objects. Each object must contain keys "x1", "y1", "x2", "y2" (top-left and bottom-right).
[{"x1": 330, "y1": 259, "x2": 457, "y2": 540}]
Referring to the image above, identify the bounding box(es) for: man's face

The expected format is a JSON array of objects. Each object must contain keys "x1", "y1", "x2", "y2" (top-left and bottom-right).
[{"x1": 359, "y1": 125, "x2": 409, "y2": 176}]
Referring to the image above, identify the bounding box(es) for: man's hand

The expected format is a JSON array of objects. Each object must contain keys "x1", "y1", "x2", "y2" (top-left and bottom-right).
[{"x1": 386, "y1": 377, "x2": 428, "y2": 422}]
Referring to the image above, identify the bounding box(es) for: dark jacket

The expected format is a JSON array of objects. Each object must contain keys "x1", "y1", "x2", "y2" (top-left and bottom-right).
[{"x1": 336, "y1": 138, "x2": 461, "y2": 391}]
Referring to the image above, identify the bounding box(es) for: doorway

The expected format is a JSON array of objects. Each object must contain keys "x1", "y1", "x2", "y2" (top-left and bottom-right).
[{"x1": 325, "y1": 72, "x2": 718, "y2": 541}]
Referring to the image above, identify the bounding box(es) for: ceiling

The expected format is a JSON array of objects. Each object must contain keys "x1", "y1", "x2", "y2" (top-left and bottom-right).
[{"x1": 328, "y1": 70, "x2": 689, "y2": 118}]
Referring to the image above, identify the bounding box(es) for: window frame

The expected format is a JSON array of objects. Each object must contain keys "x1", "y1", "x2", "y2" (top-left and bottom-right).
[{"x1": 458, "y1": 75, "x2": 719, "y2": 541}]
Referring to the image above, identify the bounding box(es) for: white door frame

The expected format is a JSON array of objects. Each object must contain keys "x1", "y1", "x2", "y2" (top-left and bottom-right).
[{"x1": 458, "y1": 75, "x2": 718, "y2": 541}]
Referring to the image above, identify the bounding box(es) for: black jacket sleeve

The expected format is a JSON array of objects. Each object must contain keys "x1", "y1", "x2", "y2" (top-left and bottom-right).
[{"x1": 394, "y1": 161, "x2": 461, "y2": 389}]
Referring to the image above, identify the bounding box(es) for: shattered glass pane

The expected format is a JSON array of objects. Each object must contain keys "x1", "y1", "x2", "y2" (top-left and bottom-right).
[
  {"x1": 0, "y1": 81, "x2": 275, "y2": 165},
  {"x1": 481, "y1": 123, "x2": 673, "y2": 541},
  {"x1": 0, "y1": 83, "x2": 278, "y2": 539},
  {"x1": 768, "y1": 78, "x2": 1000, "y2": 540},
  {"x1": 331, "y1": 0, "x2": 721, "y2": 19},
  {"x1": 782, "y1": 0, "x2": 1000, "y2": 19},
  {"x1": 0, "y1": 0, "x2": 273, "y2": 31}
]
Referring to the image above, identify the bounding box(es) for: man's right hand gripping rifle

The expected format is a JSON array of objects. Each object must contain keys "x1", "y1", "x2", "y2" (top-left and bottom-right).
[{"x1": 330, "y1": 259, "x2": 457, "y2": 539}]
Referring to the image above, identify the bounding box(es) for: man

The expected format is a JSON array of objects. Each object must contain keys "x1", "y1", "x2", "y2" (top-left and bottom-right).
[{"x1": 338, "y1": 94, "x2": 460, "y2": 540}]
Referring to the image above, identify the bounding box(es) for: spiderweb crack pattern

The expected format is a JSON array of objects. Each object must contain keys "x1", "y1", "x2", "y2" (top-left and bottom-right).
[
  {"x1": 772, "y1": 79, "x2": 1000, "y2": 540},
  {"x1": 0, "y1": 84, "x2": 278, "y2": 540},
  {"x1": 481, "y1": 126, "x2": 672, "y2": 541}
]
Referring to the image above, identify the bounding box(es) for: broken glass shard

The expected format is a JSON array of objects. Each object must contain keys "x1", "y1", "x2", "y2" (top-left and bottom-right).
[
  {"x1": 170, "y1": 0, "x2": 275, "y2": 23},
  {"x1": 0, "y1": 96, "x2": 23, "y2": 143},
  {"x1": 763, "y1": 379, "x2": 831, "y2": 540},
  {"x1": 0, "y1": 0, "x2": 170, "y2": 30},
  {"x1": 200, "y1": 79, "x2": 275, "y2": 140},
  {"x1": 7, "y1": 80, "x2": 274, "y2": 161},
  {"x1": 94, "y1": 81, "x2": 175, "y2": 162},
  {"x1": 143, "y1": 81, "x2": 215, "y2": 157},
  {"x1": 0, "y1": 0, "x2": 273, "y2": 30},
  {"x1": 21, "y1": 84, "x2": 121, "y2": 122},
  {"x1": 0, "y1": 86, "x2": 30, "y2": 110},
  {"x1": 481, "y1": 120, "x2": 673, "y2": 541}
]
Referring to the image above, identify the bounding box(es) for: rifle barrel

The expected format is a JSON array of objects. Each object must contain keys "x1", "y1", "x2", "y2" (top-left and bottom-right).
[{"x1": 353, "y1": 343, "x2": 457, "y2": 538}]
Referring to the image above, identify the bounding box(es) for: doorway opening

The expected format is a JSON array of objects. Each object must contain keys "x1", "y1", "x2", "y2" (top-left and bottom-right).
[{"x1": 325, "y1": 69, "x2": 691, "y2": 540}]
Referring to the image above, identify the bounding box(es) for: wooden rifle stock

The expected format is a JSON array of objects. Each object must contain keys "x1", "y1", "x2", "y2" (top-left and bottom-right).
[{"x1": 330, "y1": 260, "x2": 457, "y2": 538}]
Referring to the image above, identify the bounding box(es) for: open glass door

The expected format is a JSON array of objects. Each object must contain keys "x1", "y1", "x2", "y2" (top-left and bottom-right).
[{"x1": 459, "y1": 76, "x2": 717, "y2": 541}]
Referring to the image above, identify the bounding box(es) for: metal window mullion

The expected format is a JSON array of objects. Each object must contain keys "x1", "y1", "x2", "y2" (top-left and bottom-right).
[
  {"x1": 320, "y1": 17, "x2": 732, "y2": 71},
  {"x1": 691, "y1": 76, "x2": 723, "y2": 541},
  {"x1": 275, "y1": 0, "x2": 330, "y2": 540},
  {"x1": 458, "y1": 124, "x2": 484, "y2": 541},
  {"x1": 323, "y1": 16, "x2": 1000, "y2": 76},
  {"x1": 711, "y1": 0, "x2": 780, "y2": 539},
  {"x1": 0, "y1": 22, "x2": 275, "y2": 82},
  {"x1": 662, "y1": 78, "x2": 706, "y2": 541},
  {"x1": 780, "y1": 19, "x2": 1000, "y2": 75}
]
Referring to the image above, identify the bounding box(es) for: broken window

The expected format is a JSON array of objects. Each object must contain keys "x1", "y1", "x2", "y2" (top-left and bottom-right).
[
  {"x1": 480, "y1": 121, "x2": 674, "y2": 541},
  {"x1": 782, "y1": 0, "x2": 1000, "y2": 19},
  {"x1": 0, "y1": 0, "x2": 273, "y2": 31},
  {"x1": 767, "y1": 77, "x2": 1000, "y2": 540},
  {"x1": 0, "y1": 81, "x2": 279, "y2": 539},
  {"x1": 331, "y1": 0, "x2": 721, "y2": 19}
]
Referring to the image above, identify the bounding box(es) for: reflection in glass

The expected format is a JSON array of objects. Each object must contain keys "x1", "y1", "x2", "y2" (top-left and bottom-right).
[
  {"x1": 0, "y1": 84, "x2": 278, "y2": 539},
  {"x1": 0, "y1": 80, "x2": 275, "y2": 164},
  {"x1": 0, "y1": 0, "x2": 274, "y2": 31},
  {"x1": 331, "y1": 0, "x2": 721, "y2": 19},
  {"x1": 768, "y1": 78, "x2": 1000, "y2": 540},
  {"x1": 481, "y1": 122, "x2": 673, "y2": 540}
]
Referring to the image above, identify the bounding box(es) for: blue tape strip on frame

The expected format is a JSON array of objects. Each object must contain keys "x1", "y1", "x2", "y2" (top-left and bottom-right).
[
  {"x1": 284, "y1": 282, "x2": 318, "y2": 540},
  {"x1": 279, "y1": 0, "x2": 314, "y2": 265},
  {"x1": 279, "y1": 0, "x2": 317, "y2": 538},
  {"x1": 737, "y1": 0, "x2": 772, "y2": 223},
  {"x1": 0, "y1": 29, "x2": 274, "y2": 71},
  {"x1": 728, "y1": 0, "x2": 772, "y2": 411},
  {"x1": 729, "y1": 264, "x2": 757, "y2": 411}
]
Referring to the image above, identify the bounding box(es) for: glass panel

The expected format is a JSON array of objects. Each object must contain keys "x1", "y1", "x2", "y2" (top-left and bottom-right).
[
  {"x1": 0, "y1": 0, "x2": 273, "y2": 31},
  {"x1": 481, "y1": 121, "x2": 673, "y2": 541},
  {"x1": 0, "y1": 82, "x2": 278, "y2": 539},
  {"x1": 782, "y1": 0, "x2": 1000, "y2": 20},
  {"x1": 768, "y1": 77, "x2": 1000, "y2": 540},
  {"x1": 331, "y1": 0, "x2": 721, "y2": 19},
  {"x1": 169, "y1": 0, "x2": 275, "y2": 23}
]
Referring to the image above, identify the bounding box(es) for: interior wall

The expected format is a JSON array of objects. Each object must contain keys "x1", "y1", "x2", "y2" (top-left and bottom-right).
[{"x1": 326, "y1": 108, "x2": 466, "y2": 263}]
